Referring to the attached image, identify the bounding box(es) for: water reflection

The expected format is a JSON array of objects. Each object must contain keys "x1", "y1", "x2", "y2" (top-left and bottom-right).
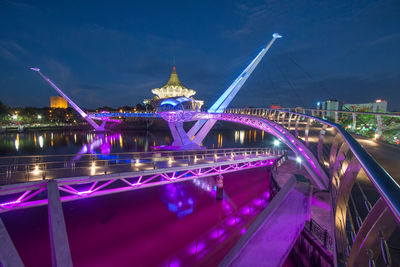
[
  {"x1": 162, "y1": 183, "x2": 194, "y2": 219},
  {"x1": 0, "y1": 128, "x2": 275, "y2": 156},
  {"x1": 161, "y1": 174, "x2": 272, "y2": 266}
]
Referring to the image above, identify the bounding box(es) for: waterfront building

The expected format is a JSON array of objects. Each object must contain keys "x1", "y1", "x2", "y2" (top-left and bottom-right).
[
  {"x1": 320, "y1": 99, "x2": 340, "y2": 120},
  {"x1": 342, "y1": 99, "x2": 388, "y2": 112},
  {"x1": 50, "y1": 96, "x2": 68, "y2": 109},
  {"x1": 144, "y1": 66, "x2": 204, "y2": 109}
]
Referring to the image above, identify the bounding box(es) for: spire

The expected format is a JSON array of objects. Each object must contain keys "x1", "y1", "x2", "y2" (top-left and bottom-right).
[{"x1": 163, "y1": 66, "x2": 186, "y2": 88}]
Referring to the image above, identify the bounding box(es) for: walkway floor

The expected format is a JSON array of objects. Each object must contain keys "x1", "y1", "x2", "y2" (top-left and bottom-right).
[
  {"x1": 353, "y1": 134, "x2": 400, "y2": 183},
  {"x1": 273, "y1": 159, "x2": 334, "y2": 240},
  {"x1": 220, "y1": 177, "x2": 312, "y2": 267}
]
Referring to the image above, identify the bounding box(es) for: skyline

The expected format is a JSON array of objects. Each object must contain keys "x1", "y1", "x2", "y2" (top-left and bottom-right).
[{"x1": 1, "y1": 1, "x2": 400, "y2": 110}]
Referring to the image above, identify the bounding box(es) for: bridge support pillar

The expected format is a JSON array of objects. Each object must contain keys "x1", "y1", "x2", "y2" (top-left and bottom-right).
[
  {"x1": 47, "y1": 180, "x2": 73, "y2": 267},
  {"x1": 352, "y1": 113, "x2": 357, "y2": 131},
  {"x1": 0, "y1": 218, "x2": 24, "y2": 267},
  {"x1": 216, "y1": 174, "x2": 224, "y2": 200},
  {"x1": 376, "y1": 115, "x2": 382, "y2": 138}
]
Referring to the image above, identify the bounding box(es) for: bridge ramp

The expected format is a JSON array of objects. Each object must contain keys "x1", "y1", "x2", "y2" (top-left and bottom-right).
[{"x1": 219, "y1": 176, "x2": 312, "y2": 267}]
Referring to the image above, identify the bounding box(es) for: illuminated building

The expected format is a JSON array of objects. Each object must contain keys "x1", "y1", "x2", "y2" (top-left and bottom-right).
[
  {"x1": 144, "y1": 66, "x2": 204, "y2": 108},
  {"x1": 320, "y1": 99, "x2": 340, "y2": 120},
  {"x1": 50, "y1": 96, "x2": 68, "y2": 109},
  {"x1": 343, "y1": 99, "x2": 388, "y2": 112}
]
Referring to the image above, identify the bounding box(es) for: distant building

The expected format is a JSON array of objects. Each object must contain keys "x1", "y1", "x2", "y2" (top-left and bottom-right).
[
  {"x1": 144, "y1": 66, "x2": 204, "y2": 109},
  {"x1": 342, "y1": 99, "x2": 388, "y2": 113},
  {"x1": 50, "y1": 96, "x2": 68, "y2": 109},
  {"x1": 270, "y1": 104, "x2": 281, "y2": 109},
  {"x1": 320, "y1": 99, "x2": 340, "y2": 120}
]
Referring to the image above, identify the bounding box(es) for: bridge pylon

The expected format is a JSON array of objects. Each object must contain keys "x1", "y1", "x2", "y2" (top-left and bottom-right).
[
  {"x1": 30, "y1": 68, "x2": 105, "y2": 131},
  {"x1": 159, "y1": 33, "x2": 282, "y2": 150}
]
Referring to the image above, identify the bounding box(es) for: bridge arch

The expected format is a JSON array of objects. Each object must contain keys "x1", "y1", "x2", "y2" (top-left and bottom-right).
[{"x1": 191, "y1": 112, "x2": 329, "y2": 189}]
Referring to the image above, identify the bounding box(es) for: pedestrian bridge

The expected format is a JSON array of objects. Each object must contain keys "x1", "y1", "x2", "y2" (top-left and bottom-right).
[
  {"x1": 0, "y1": 147, "x2": 281, "y2": 210},
  {"x1": 221, "y1": 108, "x2": 400, "y2": 266},
  {"x1": 88, "y1": 107, "x2": 400, "y2": 265},
  {"x1": 19, "y1": 32, "x2": 400, "y2": 266},
  {"x1": 2, "y1": 109, "x2": 399, "y2": 266}
]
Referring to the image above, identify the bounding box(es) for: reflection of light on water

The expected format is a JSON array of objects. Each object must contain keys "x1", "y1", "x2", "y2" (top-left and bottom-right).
[
  {"x1": 74, "y1": 134, "x2": 77, "y2": 143},
  {"x1": 217, "y1": 133, "x2": 223, "y2": 148},
  {"x1": 261, "y1": 131, "x2": 264, "y2": 141},
  {"x1": 239, "y1": 130, "x2": 245, "y2": 144},
  {"x1": 234, "y1": 131, "x2": 239, "y2": 142},
  {"x1": 39, "y1": 136, "x2": 44, "y2": 148},
  {"x1": 253, "y1": 130, "x2": 256, "y2": 142},
  {"x1": 14, "y1": 134, "x2": 19, "y2": 151},
  {"x1": 119, "y1": 135, "x2": 123, "y2": 149},
  {"x1": 51, "y1": 132, "x2": 54, "y2": 147},
  {"x1": 34, "y1": 135, "x2": 37, "y2": 146}
]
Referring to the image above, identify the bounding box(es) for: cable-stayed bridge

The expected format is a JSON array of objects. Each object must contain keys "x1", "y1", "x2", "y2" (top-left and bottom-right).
[{"x1": 1, "y1": 33, "x2": 399, "y2": 267}]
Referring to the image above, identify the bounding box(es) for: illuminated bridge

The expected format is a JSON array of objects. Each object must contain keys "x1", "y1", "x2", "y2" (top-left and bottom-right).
[{"x1": 1, "y1": 33, "x2": 399, "y2": 266}]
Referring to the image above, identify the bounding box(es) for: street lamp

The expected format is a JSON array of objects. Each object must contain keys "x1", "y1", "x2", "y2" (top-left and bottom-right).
[
  {"x1": 37, "y1": 115, "x2": 42, "y2": 119},
  {"x1": 12, "y1": 114, "x2": 17, "y2": 120},
  {"x1": 273, "y1": 139, "x2": 280, "y2": 146}
]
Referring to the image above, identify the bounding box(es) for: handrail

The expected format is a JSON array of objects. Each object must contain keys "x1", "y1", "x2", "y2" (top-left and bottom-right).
[
  {"x1": 226, "y1": 108, "x2": 400, "y2": 222},
  {"x1": 271, "y1": 108, "x2": 400, "y2": 118},
  {"x1": 0, "y1": 147, "x2": 271, "y2": 161},
  {"x1": 0, "y1": 147, "x2": 285, "y2": 186}
]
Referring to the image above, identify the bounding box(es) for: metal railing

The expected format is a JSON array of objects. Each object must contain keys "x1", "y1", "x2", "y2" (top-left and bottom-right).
[
  {"x1": 305, "y1": 219, "x2": 334, "y2": 251},
  {"x1": 225, "y1": 107, "x2": 400, "y2": 266},
  {"x1": 0, "y1": 147, "x2": 281, "y2": 214},
  {"x1": 278, "y1": 107, "x2": 400, "y2": 145},
  {"x1": 0, "y1": 147, "x2": 283, "y2": 185}
]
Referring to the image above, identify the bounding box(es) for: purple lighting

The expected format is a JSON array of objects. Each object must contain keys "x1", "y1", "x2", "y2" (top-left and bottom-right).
[
  {"x1": 77, "y1": 190, "x2": 93, "y2": 196},
  {"x1": 0, "y1": 200, "x2": 21, "y2": 207}
]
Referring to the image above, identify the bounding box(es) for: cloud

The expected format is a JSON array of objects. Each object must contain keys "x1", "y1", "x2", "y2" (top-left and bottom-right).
[
  {"x1": 0, "y1": 40, "x2": 29, "y2": 62},
  {"x1": 0, "y1": 46, "x2": 17, "y2": 61},
  {"x1": 366, "y1": 33, "x2": 400, "y2": 48}
]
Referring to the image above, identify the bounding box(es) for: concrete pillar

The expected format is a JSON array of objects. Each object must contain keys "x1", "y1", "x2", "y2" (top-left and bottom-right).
[
  {"x1": 216, "y1": 174, "x2": 224, "y2": 200},
  {"x1": 47, "y1": 180, "x2": 73, "y2": 267},
  {"x1": 0, "y1": 218, "x2": 24, "y2": 267}
]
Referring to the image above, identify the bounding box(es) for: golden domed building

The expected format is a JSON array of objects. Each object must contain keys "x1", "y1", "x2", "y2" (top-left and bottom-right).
[{"x1": 144, "y1": 66, "x2": 204, "y2": 109}]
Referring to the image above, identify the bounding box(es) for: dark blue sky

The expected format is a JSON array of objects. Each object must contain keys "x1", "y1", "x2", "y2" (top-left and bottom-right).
[{"x1": 1, "y1": 0, "x2": 399, "y2": 110}]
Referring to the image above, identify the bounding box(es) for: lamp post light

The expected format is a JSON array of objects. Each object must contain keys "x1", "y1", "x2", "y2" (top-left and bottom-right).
[{"x1": 296, "y1": 156, "x2": 302, "y2": 172}]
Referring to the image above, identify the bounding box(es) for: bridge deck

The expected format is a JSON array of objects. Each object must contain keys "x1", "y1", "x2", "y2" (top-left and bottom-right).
[{"x1": 219, "y1": 177, "x2": 312, "y2": 267}]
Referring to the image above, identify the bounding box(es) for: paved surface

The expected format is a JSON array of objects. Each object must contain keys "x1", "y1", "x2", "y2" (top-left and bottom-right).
[
  {"x1": 273, "y1": 159, "x2": 333, "y2": 239},
  {"x1": 353, "y1": 135, "x2": 400, "y2": 183},
  {"x1": 222, "y1": 178, "x2": 312, "y2": 267}
]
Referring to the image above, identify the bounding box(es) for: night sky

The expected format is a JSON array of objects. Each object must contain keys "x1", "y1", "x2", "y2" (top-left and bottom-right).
[{"x1": 1, "y1": 1, "x2": 399, "y2": 110}]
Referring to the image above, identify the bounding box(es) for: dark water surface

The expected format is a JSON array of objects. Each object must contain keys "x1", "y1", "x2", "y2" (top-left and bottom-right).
[{"x1": 0, "y1": 128, "x2": 276, "y2": 157}]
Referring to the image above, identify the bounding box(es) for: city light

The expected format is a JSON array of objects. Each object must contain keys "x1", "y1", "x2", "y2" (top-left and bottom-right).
[
  {"x1": 37, "y1": 115, "x2": 42, "y2": 119},
  {"x1": 296, "y1": 157, "x2": 302, "y2": 163},
  {"x1": 12, "y1": 114, "x2": 17, "y2": 120},
  {"x1": 90, "y1": 161, "x2": 96, "y2": 175},
  {"x1": 273, "y1": 139, "x2": 280, "y2": 146},
  {"x1": 32, "y1": 165, "x2": 40, "y2": 175}
]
